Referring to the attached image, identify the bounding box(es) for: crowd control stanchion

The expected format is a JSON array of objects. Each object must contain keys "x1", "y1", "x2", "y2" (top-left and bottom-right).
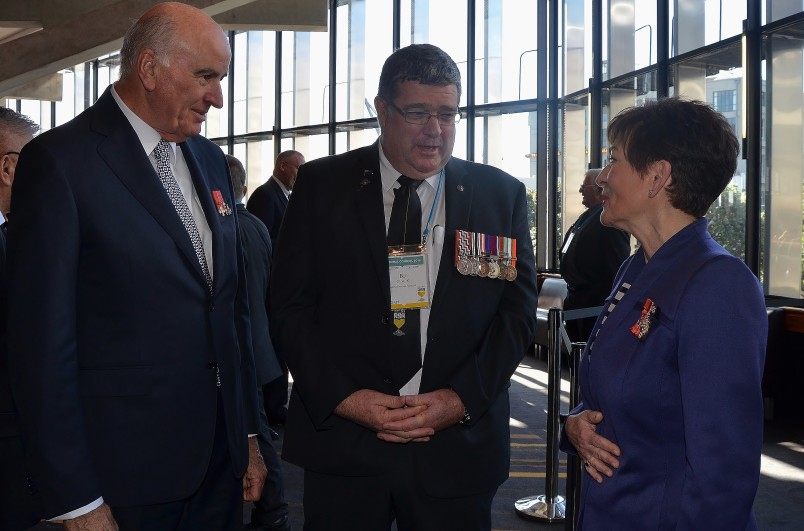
[
  {"x1": 515, "y1": 307, "x2": 566, "y2": 522},
  {"x1": 563, "y1": 341, "x2": 585, "y2": 531}
]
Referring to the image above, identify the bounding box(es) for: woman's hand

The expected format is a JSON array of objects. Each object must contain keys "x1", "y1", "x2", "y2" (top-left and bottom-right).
[{"x1": 566, "y1": 410, "x2": 622, "y2": 483}]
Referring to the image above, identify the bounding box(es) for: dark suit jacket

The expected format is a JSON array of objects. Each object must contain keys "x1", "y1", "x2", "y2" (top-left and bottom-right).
[
  {"x1": 236, "y1": 204, "x2": 282, "y2": 386},
  {"x1": 560, "y1": 204, "x2": 630, "y2": 311},
  {"x1": 246, "y1": 178, "x2": 288, "y2": 244},
  {"x1": 561, "y1": 219, "x2": 765, "y2": 530},
  {"x1": 0, "y1": 225, "x2": 14, "y2": 438},
  {"x1": 271, "y1": 142, "x2": 538, "y2": 497},
  {"x1": 7, "y1": 88, "x2": 259, "y2": 519}
]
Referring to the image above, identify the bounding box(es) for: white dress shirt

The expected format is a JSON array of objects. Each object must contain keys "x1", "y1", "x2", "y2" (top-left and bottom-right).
[{"x1": 379, "y1": 143, "x2": 446, "y2": 395}]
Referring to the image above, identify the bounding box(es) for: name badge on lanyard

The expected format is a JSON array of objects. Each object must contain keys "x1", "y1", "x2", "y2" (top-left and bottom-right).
[{"x1": 389, "y1": 244, "x2": 431, "y2": 310}]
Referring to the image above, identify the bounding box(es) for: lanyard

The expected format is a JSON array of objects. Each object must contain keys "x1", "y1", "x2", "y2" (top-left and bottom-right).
[{"x1": 421, "y1": 168, "x2": 444, "y2": 245}]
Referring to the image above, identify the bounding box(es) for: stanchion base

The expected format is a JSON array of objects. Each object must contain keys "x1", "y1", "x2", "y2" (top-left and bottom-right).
[{"x1": 514, "y1": 494, "x2": 566, "y2": 522}]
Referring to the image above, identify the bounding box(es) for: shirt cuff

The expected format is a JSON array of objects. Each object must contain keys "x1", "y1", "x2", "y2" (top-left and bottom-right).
[{"x1": 50, "y1": 497, "x2": 104, "y2": 521}]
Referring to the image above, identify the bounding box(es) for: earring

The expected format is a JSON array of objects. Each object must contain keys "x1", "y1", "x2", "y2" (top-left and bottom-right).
[{"x1": 648, "y1": 189, "x2": 655, "y2": 198}]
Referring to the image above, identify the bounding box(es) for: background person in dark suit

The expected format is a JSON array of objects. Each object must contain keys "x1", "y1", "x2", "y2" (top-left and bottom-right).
[
  {"x1": 0, "y1": 107, "x2": 39, "y2": 531},
  {"x1": 227, "y1": 154, "x2": 291, "y2": 531},
  {"x1": 7, "y1": 4, "x2": 265, "y2": 530},
  {"x1": 560, "y1": 167, "x2": 631, "y2": 342},
  {"x1": 246, "y1": 149, "x2": 305, "y2": 428},
  {"x1": 271, "y1": 44, "x2": 537, "y2": 530},
  {"x1": 246, "y1": 150, "x2": 305, "y2": 244}
]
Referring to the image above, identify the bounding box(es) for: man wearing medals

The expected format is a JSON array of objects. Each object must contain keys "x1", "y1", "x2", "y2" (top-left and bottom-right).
[{"x1": 271, "y1": 44, "x2": 537, "y2": 530}]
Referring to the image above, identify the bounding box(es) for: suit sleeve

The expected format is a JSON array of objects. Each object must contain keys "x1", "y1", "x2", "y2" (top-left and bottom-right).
[
  {"x1": 447, "y1": 181, "x2": 538, "y2": 422},
  {"x1": 675, "y1": 257, "x2": 766, "y2": 529},
  {"x1": 7, "y1": 141, "x2": 103, "y2": 517}
]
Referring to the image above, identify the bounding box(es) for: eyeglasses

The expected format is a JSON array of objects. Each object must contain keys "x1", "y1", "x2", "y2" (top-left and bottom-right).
[
  {"x1": 2, "y1": 151, "x2": 20, "y2": 157},
  {"x1": 386, "y1": 101, "x2": 461, "y2": 126}
]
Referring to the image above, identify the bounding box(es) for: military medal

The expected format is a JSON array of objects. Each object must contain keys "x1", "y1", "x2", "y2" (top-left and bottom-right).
[
  {"x1": 211, "y1": 190, "x2": 232, "y2": 216},
  {"x1": 488, "y1": 260, "x2": 500, "y2": 278}
]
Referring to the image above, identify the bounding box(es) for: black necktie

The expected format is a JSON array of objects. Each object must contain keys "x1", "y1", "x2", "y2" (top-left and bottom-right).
[{"x1": 387, "y1": 176, "x2": 424, "y2": 386}]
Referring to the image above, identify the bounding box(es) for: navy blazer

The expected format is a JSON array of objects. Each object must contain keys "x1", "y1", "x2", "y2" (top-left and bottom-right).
[
  {"x1": 271, "y1": 142, "x2": 538, "y2": 497},
  {"x1": 246, "y1": 177, "x2": 288, "y2": 244},
  {"x1": 7, "y1": 88, "x2": 258, "y2": 518},
  {"x1": 562, "y1": 218, "x2": 766, "y2": 530},
  {"x1": 236, "y1": 203, "x2": 282, "y2": 386}
]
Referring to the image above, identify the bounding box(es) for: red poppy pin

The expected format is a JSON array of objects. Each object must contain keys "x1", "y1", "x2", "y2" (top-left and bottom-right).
[
  {"x1": 630, "y1": 298, "x2": 659, "y2": 340},
  {"x1": 212, "y1": 190, "x2": 232, "y2": 216}
]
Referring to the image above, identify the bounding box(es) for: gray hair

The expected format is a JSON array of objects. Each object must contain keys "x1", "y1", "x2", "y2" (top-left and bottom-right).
[
  {"x1": 119, "y1": 13, "x2": 177, "y2": 80},
  {"x1": 0, "y1": 107, "x2": 39, "y2": 147},
  {"x1": 377, "y1": 44, "x2": 462, "y2": 103},
  {"x1": 226, "y1": 154, "x2": 247, "y2": 202}
]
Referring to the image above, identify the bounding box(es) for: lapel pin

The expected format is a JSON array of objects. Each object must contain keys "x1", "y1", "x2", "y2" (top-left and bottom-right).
[
  {"x1": 457, "y1": 184, "x2": 464, "y2": 192},
  {"x1": 358, "y1": 170, "x2": 373, "y2": 190}
]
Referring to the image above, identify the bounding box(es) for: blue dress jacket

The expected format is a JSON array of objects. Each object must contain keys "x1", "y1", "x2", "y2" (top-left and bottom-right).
[{"x1": 561, "y1": 218, "x2": 766, "y2": 530}]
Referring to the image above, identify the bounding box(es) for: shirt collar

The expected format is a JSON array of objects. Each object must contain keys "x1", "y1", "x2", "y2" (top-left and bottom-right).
[
  {"x1": 111, "y1": 84, "x2": 176, "y2": 162},
  {"x1": 378, "y1": 141, "x2": 441, "y2": 192},
  {"x1": 272, "y1": 176, "x2": 291, "y2": 198}
]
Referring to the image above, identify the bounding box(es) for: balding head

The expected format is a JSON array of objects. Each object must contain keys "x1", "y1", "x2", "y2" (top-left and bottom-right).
[
  {"x1": 116, "y1": 2, "x2": 230, "y2": 142},
  {"x1": 580, "y1": 168, "x2": 603, "y2": 209}
]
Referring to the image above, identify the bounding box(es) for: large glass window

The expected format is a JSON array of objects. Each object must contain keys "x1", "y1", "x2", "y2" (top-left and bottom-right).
[
  {"x1": 670, "y1": 0, "x2": 745, "y2": 57},
  {"x1": 335, "y1": 0, "x2": 393, "y2": 122},
  {"x1": 474, "y1": 0, "x2": 539, "y2": 103},
  {"x1": 233, "y1": 31, "x2": 277, "y2": 136},
  {"x1": 762, "y1": 22, "x2": 804, "y2": 297},
  {"x1": 564, "y1": 0, "x2": 594, "y2": 96},
  {"x1": 603, "y1": 0, "x2": 657, "y2": 80}
]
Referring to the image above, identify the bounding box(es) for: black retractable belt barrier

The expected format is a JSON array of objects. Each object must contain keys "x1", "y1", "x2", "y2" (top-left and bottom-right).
[
  {"x1": 515, "y1": 307, "x2": 566, "y2": 522},
  {"x1": 563, "y1": 341, "x2": 585, "y2": 531}
]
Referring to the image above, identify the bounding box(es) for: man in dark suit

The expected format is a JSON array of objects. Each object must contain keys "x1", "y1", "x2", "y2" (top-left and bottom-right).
[
  {"x1": 246, "y1": 149, "x2": 305, "y2": 427},
  {"x1": 246, "y1": 150, "x2": 305, "y2": 244},
  {"x1": 227, "y1": 154, "x2": 291, "y2": 531},
  {"x1": 7, "y1": 4, "x2": 265, "y2": 530},
  {"x1": 560, "y1": 167, "x2": 631, "y2": 343},
  {"x1": 271, "y1": 44, "x2": 537, "y2": 530},
  {"x1": 0, "y1": 107, "x2": 39, "y2": 531}
]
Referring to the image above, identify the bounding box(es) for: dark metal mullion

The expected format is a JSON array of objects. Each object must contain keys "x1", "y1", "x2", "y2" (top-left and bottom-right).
[
  {"x1": 227, "y1": 31, "x2": 235, "y2": 154},
  {"x1": 536, "y1": 0, "x2": 549, "y2": 269},
  {"x1": 589, "y1": 0, "x2": 603, "y2": 169},
  {"x1": 275, "y1": 32, "x2": 283, "y2": 161},
  {"x1": 547, "y1": 0, "x2": 559, "y2": 269},
  {"x1": 393, "y1": 0, "x2": 401, "y2": 51},
  {"x1": 744, "y1": 0, "x2": 762, "y2": 276},
  {"x1": 466, "y1": 0, "x2": 475, "y2": 161},
  {"x1": 328, "y1": 0, "x2": 337, "y2": 155},
  {"x1": 656, "y1": 0, "x2": 669, "y2": 98}
]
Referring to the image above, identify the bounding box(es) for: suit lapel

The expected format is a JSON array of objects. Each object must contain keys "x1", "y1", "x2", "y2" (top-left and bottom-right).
[
  {"x1": 92, "y1": 90, "x2": 212, "y2": 291},
  {"x1": 270, "y1": 178, "x2": 289, "y2": 209},
  {"x1": 181, "y1": 139, "x2": 223, "y2": 291},
  {"x1": 355, "y1": 144, "x2": 392, "y2": 308},
  {"x1": 430, "y1": 159, "x2": 471, "y2": 316}
]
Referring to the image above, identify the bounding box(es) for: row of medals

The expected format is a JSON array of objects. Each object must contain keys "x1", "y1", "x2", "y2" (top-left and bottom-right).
[{"x1": 457, "y1": 255, "x2": 518, "y2": 281}]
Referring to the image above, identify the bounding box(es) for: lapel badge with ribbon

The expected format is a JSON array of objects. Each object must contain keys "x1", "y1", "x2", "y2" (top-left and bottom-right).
[
  {"x1": 630, "y1": 298, "x2": 659, "y2": 340},
  {"x1": 211, "y1": 190, "x2": 232, "y2": 216}
]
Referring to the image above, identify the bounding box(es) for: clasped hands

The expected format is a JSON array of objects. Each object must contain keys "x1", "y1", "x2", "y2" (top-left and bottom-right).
[
  {"x1": 334, "y1": 388, "x2": 465, "y2": 443},
  {"x1": 565, "y1": 409, "x2": 621, "y2": 483}
]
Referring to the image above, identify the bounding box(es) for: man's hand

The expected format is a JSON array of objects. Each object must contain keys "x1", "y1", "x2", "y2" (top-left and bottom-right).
[
  {"x1": 378, "y1": 388, "x2": 465, "y2": 443},
  {"x1": 63, "y1": 503, "x2": 118, "y2": 531},
  {"x1": 565, "y1": 410, "x2": 621, "y2": 483},
  {"x1": 243, "y1": 436, "x2": 267, "y2": 502},
  {"x1": 334, "y1": 389, "x2": 421, "y2": 436}
]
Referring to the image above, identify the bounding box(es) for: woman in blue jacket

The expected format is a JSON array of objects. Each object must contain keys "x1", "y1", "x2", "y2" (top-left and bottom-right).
[{"x1": 561, "y1": 97, "x2": 766, "y2": 530}]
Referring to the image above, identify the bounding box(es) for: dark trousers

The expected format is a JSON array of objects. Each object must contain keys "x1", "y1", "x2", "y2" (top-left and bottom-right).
[
  {"x1": 111, "y1": 393, "x2": 241, "y2": 531},
  {"x1": 0, "y1": 435, "x2": 39, "y2": 531},
  {"x1": 302, "y1": 446, "x2": 495, "y2": 531},
  {"x1": 251, "y1": 384, "x2": 288, "y2": 526}
]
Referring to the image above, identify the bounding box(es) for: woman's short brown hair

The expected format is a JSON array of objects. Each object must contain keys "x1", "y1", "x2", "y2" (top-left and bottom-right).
[{"x1": 607, "y1": 97, "x2": 739, "y2": 217}]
